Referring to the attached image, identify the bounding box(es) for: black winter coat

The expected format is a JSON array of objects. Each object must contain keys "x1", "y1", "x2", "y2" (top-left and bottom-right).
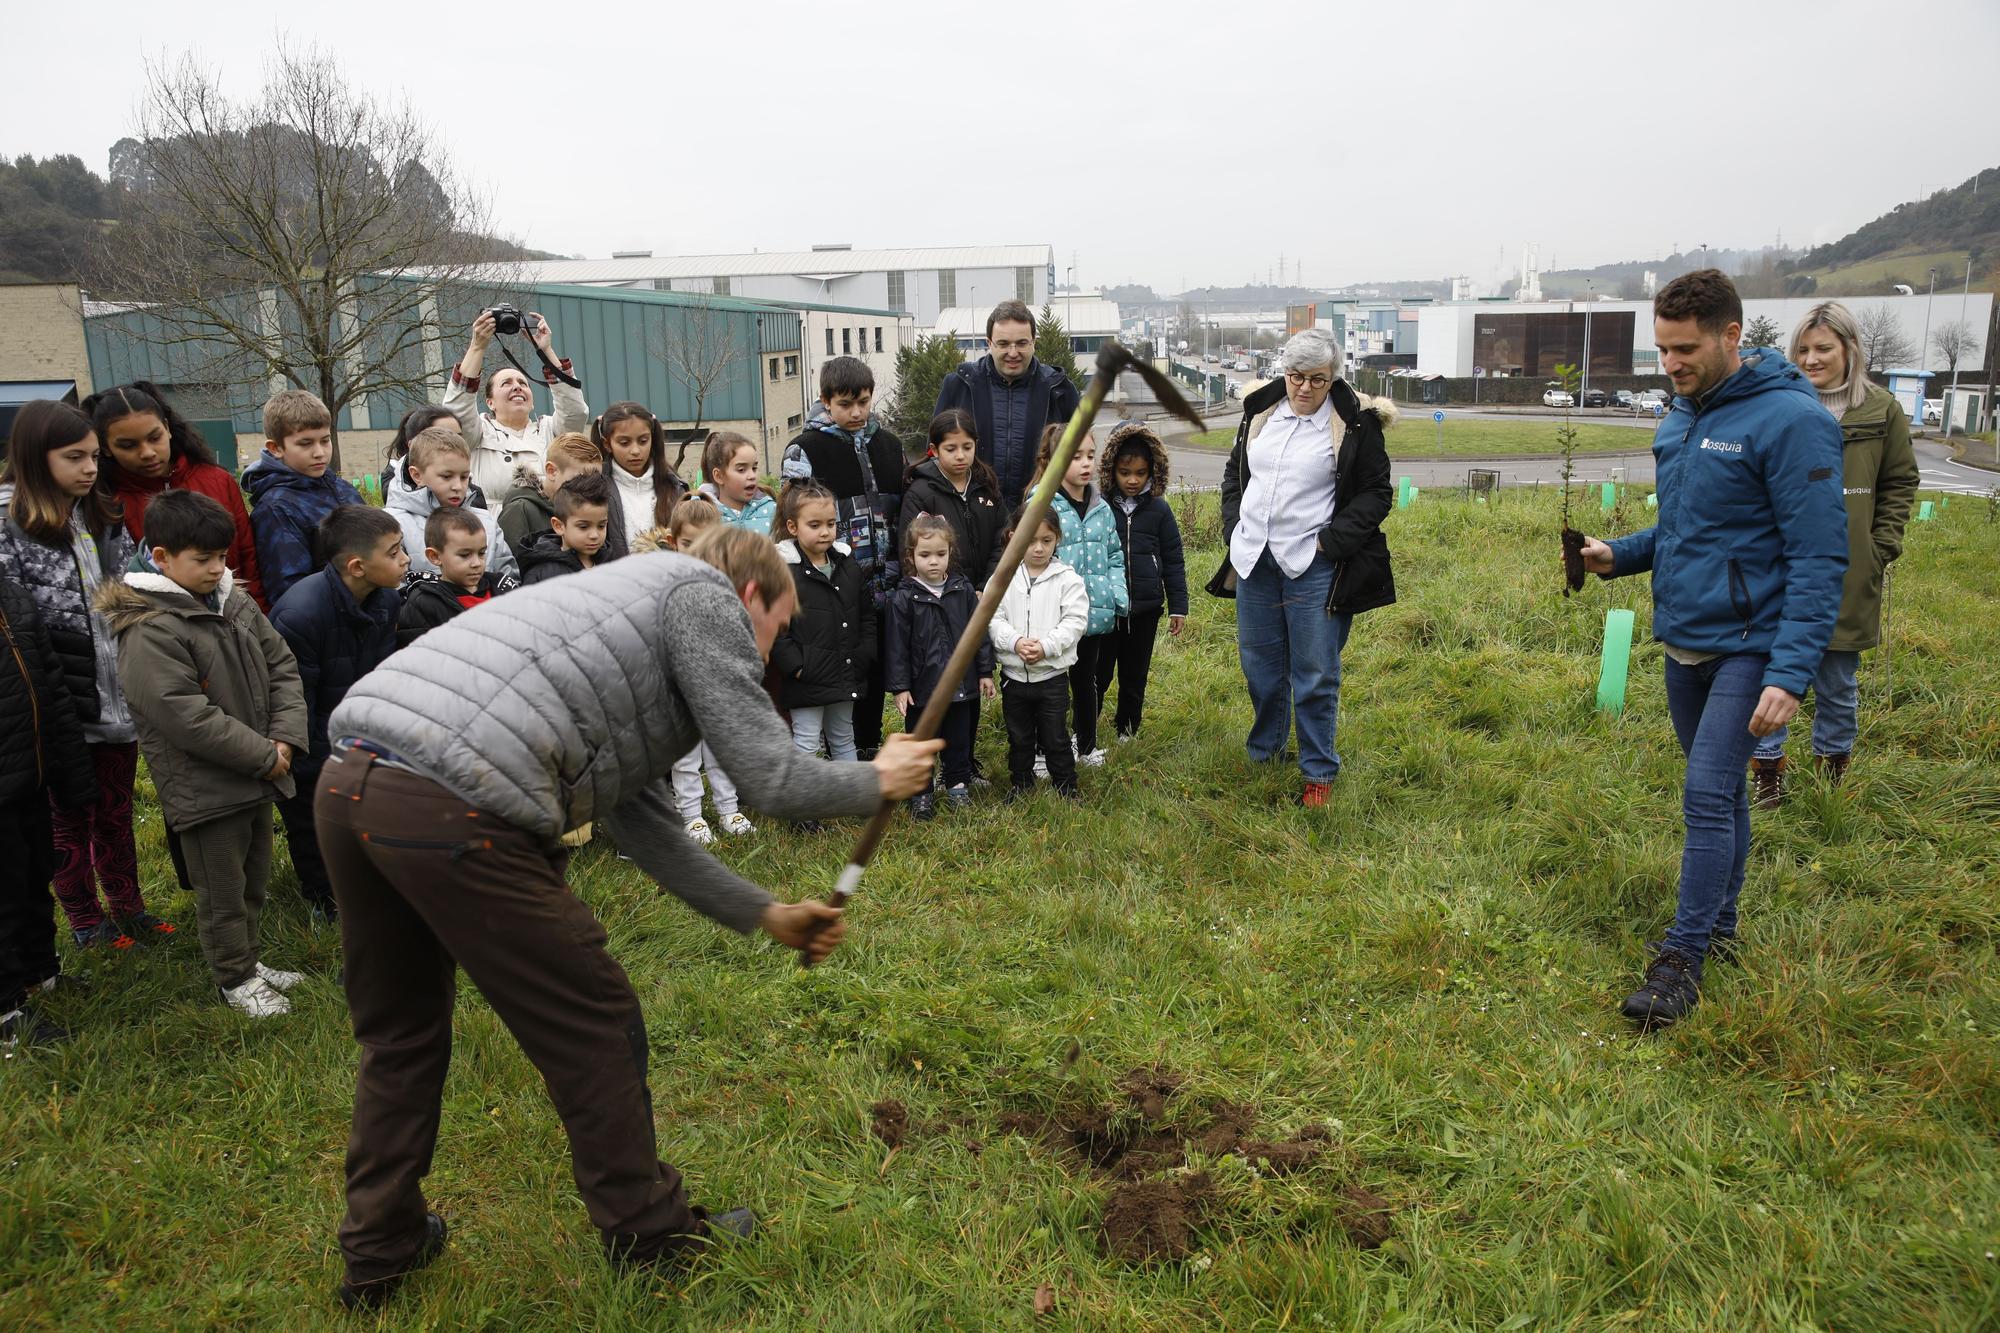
[
  {"x1": 0, "y1": 492, "x2": 136, "y2": 726},
  {"x1": 516, "y1": 528, "x2": 597, "y2": 586},
  {"x1": 770, "y1": 540, "x2": 876, "y2": 708},
  {"x1": 268, "y1": 562, "x2": 400, "y2": 774},
  {"x1": 932, "y1": 356, "x2": 1081, "y2": 501},
  {"x1": 1207, "y1": 379, "x2": 1397, "y2": 616},
  {"x1": 0, "y1": 575, "x2": 95, "y2": 808},
  {"x1": 898, "y1": 458, "x2": 1007, "y2": 587},
  {"x1": 394, "y1": 569, "x2": 517, "y2": 650},
  {"x1": 1110, "y1": 493, "x2": 1188, "y2": 618},
  {"x1": 883, "y1": 573, "x2": 992, "y2": 708}
]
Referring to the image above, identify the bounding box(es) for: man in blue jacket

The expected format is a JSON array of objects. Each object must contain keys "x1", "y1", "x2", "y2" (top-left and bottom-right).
[
  {"x1": 1582, "y1": 269, "x2": 1846, "y2": 1030},
  {"x1": 932, "y1": 300, "x2": 1080, "y2": 500}
]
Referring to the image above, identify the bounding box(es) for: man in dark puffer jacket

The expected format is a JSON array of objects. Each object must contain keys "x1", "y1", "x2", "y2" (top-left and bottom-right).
[{"x1": 0, "y1": 575, "x2": 97, "y2": 1048}]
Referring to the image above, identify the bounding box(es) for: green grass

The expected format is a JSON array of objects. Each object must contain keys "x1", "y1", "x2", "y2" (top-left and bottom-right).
[
  {"x1": 6, "y1": 491, "x2": 1998, "y2": 1329},
  {"x1": 1802, "y1": 247, "x2": 1977, "y2": 297},
  {"x1": 1184, "y1": 417, "x2": 1655, "y2": 458}
]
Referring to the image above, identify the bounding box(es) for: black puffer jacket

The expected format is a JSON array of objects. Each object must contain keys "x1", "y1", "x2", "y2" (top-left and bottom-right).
[
  {"x1": 0, "y1": 488, "x2": 136, "y2": 725},
  {"x1": 770, "y1": 539, "x2": 875, "y2": 709},
  {"x1": 1109, "y1": 493, "x2": 1187, "y2": 618},
  {"x1": 395, "y1": 569, "x2": 519, "y2": 649},
  {"x1": 1208, "y1": 379, "x2": 1397, "y2": 616},
  {"x1": 0, "y1": 575, "x2": 95, "y2": 807},
  {"x1": 883, "y1": 572, "x2": 993, "y2": 708},
  {"x1": 899, "y1": 457, "x2": 1007, "y2": 587}
]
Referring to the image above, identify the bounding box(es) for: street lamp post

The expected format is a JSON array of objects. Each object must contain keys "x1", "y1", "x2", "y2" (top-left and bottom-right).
[
  {"x1": 1945, "y1": 258, "x2": 1972, "y2": 438},
  {"x1": 1582, "y1": 279, "x2": 1594, "y2": 403}
]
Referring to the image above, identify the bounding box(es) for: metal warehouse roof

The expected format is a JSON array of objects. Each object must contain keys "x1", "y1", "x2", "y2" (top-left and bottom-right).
[
  {"x1": 932, "y1": 297, "x2": 1122, "y2": 338},
  {"x1": 497, "y1": 245, "x2": 1052, "y2": 285}
]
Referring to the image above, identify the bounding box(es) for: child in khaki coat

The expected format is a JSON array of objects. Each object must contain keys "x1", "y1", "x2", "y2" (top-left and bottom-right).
[{"x1": 97, "y1": 491, "x2": 309, "y2": 1017}]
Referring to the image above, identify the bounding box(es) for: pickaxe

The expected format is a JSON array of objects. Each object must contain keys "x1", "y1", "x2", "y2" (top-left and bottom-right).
[{"x1": 803, "y1": 339, "x2": 1208, "y2": 964}]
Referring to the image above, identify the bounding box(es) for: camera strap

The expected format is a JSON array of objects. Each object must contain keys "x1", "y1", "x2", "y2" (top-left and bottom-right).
[{"x1": 497, "y1": 337, "x2": 582, "y2": 391}]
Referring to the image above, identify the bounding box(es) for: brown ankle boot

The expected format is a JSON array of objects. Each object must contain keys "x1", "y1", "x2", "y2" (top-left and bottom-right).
[
  {"x1": 1817, "y1": 752, "x2": 1850, "y2": 786},
  {"x1": 1750, "y1": 756, "x2": 1786, "y2": 810}
]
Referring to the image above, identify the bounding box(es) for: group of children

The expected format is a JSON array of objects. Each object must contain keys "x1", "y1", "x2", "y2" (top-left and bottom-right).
[{"x1": 0, "y1": 353, "x2": 1189, "y2": 1041}]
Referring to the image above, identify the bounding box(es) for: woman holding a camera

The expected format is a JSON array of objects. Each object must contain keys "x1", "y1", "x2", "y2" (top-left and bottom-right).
[{"x1": 443, "y1": 308, "x2": 592, "y2": 498}]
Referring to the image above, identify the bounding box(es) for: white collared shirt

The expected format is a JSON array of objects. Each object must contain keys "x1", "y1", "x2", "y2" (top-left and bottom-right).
[{"x1": 1229, "y1": 395, "x2": 1338, "y2": 580}]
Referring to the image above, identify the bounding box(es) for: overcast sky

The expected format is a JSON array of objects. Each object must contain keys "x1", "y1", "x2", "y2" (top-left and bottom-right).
[{"x1": 7, "y1": 0, "x2": 1997, "y2": 293}]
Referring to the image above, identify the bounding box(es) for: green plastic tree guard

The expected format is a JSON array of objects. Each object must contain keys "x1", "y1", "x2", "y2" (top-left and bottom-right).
[
  {"x1": 1917, "y1": 500, "x2": 1935, "y2": 521},
  {"x1": 1398, "y1": 476, "x2": 1413, "y2": 508},
  {"x1": 1601, "y1": 481, "x2": 1617, "y2": 512},
  {"x1": 1645, "y1": 493, "x2": 1657, "y2": 509},
  {"x1": 1596, "y1": 608, "x2": 1636, "y2": 713}
]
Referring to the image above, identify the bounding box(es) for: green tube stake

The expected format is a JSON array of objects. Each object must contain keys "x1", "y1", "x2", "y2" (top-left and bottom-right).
[
  {"x1": 1917, "y1": 500, "x2": 1935, "y2": 521},
  {"x1": 1601, "y1": 481, "x2": 1616, "y2": 512},
  {"x1": 1645, "y1": 493, "x2": 1657, "y2": 509},
  {"x1": 1596, "y1": 608, "x2": 1636, "y2": 714},
  {"x1": 1409, "y1": 485, "x2": 1419, "y2": 504},
  {"x1": 1939, "y1": 494, "x2": 1949, "y2": 512},
  {"x1": 1398, "y1": 476, "x2": 1413, "y2": 508}
]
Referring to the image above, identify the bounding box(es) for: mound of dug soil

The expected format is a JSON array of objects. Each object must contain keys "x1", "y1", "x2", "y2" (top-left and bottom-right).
[{"x1": 1102, "y1": 1172, "x2": 1214, "y2": 1263}]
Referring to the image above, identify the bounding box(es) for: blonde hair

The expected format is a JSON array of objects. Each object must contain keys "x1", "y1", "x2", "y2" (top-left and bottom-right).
[
  {"x1": 669, "y1": 493, "x2": 720, "y2": 544},
  {"x1": 262, "y1": 388, "x2": 330, "y2": 442},
  {"x1": 687, "y1": 525, "x2": 789, "y2": 608},
  {"x1": 546, "y1": 431, "x2": 606, "y2": 471},
  {"x1": 1790, "y1": 301, "x2": 1872, "y2": 416},
  {"x1": 407, "y1": 425, "x2": 471, "y2": 472}
]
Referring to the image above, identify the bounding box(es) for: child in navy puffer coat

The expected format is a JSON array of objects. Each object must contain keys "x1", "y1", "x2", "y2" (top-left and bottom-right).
[
  {"x1": 1097, "y1": 422, "x2": 1188, "y2": 739},
  {"x1": 884, "y1": 514, "x2": 995, "y2": 818}
]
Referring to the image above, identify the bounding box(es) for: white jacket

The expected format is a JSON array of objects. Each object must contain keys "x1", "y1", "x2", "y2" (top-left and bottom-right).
[
  {"x1": 442, "y1": 367, "x2": 591, "y2": 501},
  {"x1": 989, "y1": 558, "x2": 1089, "y2": 683},
  {"x1": 383, "y1": 470, "x2": 520, "y2": 582}
]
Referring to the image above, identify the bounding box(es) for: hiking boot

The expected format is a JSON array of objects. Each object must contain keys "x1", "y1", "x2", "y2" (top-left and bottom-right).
[
  {"x1": 220, "y1": 974, "x2": 291, "y2": 1018},
  {"x1": 116, "y1": 911, "x2": 178, "y2": 943},
  {"x1": 336, "y1": 1212, "x2": 448, "y2": 1311},
  {"x1": 944, "y1": 784, "x2": 973, "y2": 811},
  {"x1": 255, "y1": 962, "x2": 305, "y2": 992},
  {"x1": 1706, "y1": 933, "x2": 1741, "y2": 967},
  {"x1": 910, "y1": 792, "x2": 936, "y2": 821},
  {"x1": 1620, "y1": 948, "x2": 1702, "y2": 1030},
  {"x1": 1300, "y1": 781, "x2": 1333, "y2": 809},
  {"x1": 1, "y1": 1005, "x2": 71, "y2": 1050},
  {"x1": 1750, "y1": 756, "x2": 1786, "y2": 810},
  {"x1": 699, "y1": 1206, "x2": 757, "y2": 1241},
  {"x1": 684, "y1": 817, "x2": 715, "y2": 847},
  {"x1": 717, "y1": 812, "x2": 756, "y2": 837},
  {"x1": 610, "y1": 1206, "x2": 758, "y2": 1276},
  {"x1": 1816, "y1": 752, "x2": 1851, "y2": 786}
]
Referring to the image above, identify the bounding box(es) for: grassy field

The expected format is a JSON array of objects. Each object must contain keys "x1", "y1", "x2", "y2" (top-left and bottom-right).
[
  {"x1": 1185, "y1": 416, "x2": 1657, "y2": 458},
  {"x1": 1800, "y1": 247, "x2": 1983, "y2": 297},
  {"x1": 4, "y1": 491, "x2": 1997, "y2": 1329}
]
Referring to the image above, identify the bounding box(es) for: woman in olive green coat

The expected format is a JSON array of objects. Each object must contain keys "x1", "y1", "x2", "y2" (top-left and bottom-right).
[{"x1": 1750, "y1": 301, "x2": 1919, "y2": 805}]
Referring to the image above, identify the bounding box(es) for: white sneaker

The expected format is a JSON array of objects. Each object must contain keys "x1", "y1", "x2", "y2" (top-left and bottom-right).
[
  {"x1": 255, "y1": 962, "x2": 304, "y2": 992},
  {"x1": 1032, "y1": 754, "x2": 1050, "y2": 779},
  {"x1": 718, "y1": 812, "x2": 755, "y2": 836},
  {"x1": 1077, "y1": 748, "x2": 1107, "y2": 768},
  {"x1": 685, "y1": 817, "x2": 715, "y2": 846},
  {"x1": 221, "y1": 975, "x2": 291, "y2": 1017}
]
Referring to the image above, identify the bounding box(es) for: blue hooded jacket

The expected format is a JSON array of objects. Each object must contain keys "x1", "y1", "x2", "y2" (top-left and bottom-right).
[
  {"x1": 242, "y1": 452, "x2": 365, "y2": 608},
  {"x1": 1606, "y1": 350, "x2": 1847, "y2": 696}
]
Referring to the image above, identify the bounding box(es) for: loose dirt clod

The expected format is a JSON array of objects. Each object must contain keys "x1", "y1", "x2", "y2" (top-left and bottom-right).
[
  {"x1": 1236, "y1": 1124, "x2": 1331, "y2": 1174},
  {"x1": 1336, "y1": 1185, "x2": 1395, "y2": 1249},
  {"x1": 1117, "y1": 1066, "x2": 1184, "y2": 1122},
  {"x1": 870, "y1": 1099, "x2": 908, "y2": 1148},
  {"x1": 1194, "y1": 1101, "x2": 1257, "y2": 1157},
  {"x1": 1101, "y1": 1172, "x2": 1213, "y2": 1263},
  {"x1": 1561, "y1": 526, "x2": 1587, "y2": 595}
]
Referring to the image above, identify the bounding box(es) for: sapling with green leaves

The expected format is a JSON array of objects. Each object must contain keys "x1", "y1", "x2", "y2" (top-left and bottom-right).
[{"x1": 1553, "y1": 363, "x2": 1588, "y2": 594}]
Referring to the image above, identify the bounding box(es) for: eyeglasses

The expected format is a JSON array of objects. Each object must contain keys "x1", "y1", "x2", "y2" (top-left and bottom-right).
[{"x1": 1285, "y1": 372, "x2": 1331, "y2": 389}]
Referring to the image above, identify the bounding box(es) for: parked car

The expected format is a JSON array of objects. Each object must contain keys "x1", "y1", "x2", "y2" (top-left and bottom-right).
[
  {"x1": 1203, "y1": 353, "x2": 1220, "y2": 363},
  {"x1": 1613, "y1": 390, "x2": 1636, "y2": 409},
  {"x1": 1543, "y1": 386, "x2": 1575, "y2": 408},
  {"x1": 1922, "y1": 398, "x2": 1942, "y2": 425},
  {"x1": 1232, "y1": 359, "x2": 1252, "y2": 372},
  {"x1": 1634, "y1": 389, "x2": 1668, "y2": 413},
  {"x1": 1580, "y1": 388, "x2": 1608, "y2": 408}
]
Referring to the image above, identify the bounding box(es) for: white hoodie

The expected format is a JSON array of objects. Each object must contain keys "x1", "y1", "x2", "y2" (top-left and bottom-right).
[
  {"x1": 989, "y1": 557, "x2": 1089, "y2": 683},
  {"x1": 383, "y1": 470, "x2": 520, "y2": 582},
  {"x1": 612, "y1": 460, "x2": 659, "y2": 540}
]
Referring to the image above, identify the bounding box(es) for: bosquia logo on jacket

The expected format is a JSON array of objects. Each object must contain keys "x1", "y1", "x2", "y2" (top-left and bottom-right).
[{"x1": 1699, "y1": 437, "x2": 1744, "y2": 454}]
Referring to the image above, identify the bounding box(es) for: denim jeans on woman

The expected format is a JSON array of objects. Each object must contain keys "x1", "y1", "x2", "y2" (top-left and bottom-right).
[
  {"x1": 1750, "y1": 650, "x2": 1860, "y2": 761},
  {"x1": 1235, "y1": 549, "x2": 1351, "y2": 782},
  {"x1": 1661, "y1": 652, "x2": 1769, "y2": 961}
]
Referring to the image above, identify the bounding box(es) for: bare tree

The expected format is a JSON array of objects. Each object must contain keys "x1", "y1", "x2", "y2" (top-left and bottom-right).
[
  {"x1": 91, "y1": 44, "x2": 516, "y2": 470},
  {"x1": 645, "y1": 295, "x2": 747, "y2": 476},
  {"x1": 1931, "y1": 319, "x2": 1979, "y2": 377},
  {"x1": 1858, "y1": 305, "x2": 1916, "y2": 374}
]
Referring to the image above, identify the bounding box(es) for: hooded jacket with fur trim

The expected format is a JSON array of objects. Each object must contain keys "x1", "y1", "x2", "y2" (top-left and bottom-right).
[
  {"x1": 96, "y1": 567, "x2": 308, "y2": 830},
  {"x1": 1208, "y1": 379, "x2": 1398, "y2": 616},
  {"x1": 1100, "y1": 422, "x2": 1188, "y2": 618}
]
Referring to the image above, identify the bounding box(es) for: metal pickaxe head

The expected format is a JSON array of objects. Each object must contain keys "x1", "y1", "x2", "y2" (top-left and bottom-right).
[{"x1": 1091, "y1": 340, "x2": 1208, "y2": 430}]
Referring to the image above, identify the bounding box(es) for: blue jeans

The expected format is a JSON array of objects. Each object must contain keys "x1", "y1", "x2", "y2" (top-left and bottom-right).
[
  {"x1": 1751, "y1": 650, "x2": 1860, "y2": 760},
  {"x1": 790, "y1": 704, "x2": 857, "y2": 761},
  {"x1": 1662, "y1": 653, "x2": 1768, "y2": 961},
  {"x1": 1236, "y1": 549, "x2": 1352, "y2": 782}
]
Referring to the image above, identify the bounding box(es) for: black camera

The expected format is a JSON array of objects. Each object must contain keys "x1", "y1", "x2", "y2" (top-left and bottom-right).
[{"x1": 486, "y1": 304, "x2": 538, "y2": 337}]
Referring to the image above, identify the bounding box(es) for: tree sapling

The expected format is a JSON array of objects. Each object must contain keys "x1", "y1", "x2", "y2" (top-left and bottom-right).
[{"x1": 1554, "y1": 363, "x2": 1588, "y2": 594}]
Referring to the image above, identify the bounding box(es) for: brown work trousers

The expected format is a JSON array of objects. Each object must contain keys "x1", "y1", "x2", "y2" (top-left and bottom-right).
[{"x1": 316, "y1": 746, "x2": 699, "y2": 1284}]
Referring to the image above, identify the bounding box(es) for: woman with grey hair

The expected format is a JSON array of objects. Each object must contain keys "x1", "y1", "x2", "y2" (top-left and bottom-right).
[
  {"x1": 1747, "y1": 301, "x2": 1918, "y2": 806},
  {"x1": 1205, "y1": 329, "x2": 1397, "y2": 807}
]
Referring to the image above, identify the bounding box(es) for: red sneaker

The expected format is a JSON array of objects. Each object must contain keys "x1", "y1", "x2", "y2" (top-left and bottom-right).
[{"x1": 1301, "y1": 781, "x2": 1333, "y2": 809}]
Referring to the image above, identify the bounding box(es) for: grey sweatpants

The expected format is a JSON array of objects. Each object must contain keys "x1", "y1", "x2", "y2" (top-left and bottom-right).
[{"x1": 180, "y1": 804, "x2": 273, "y2": 989}]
